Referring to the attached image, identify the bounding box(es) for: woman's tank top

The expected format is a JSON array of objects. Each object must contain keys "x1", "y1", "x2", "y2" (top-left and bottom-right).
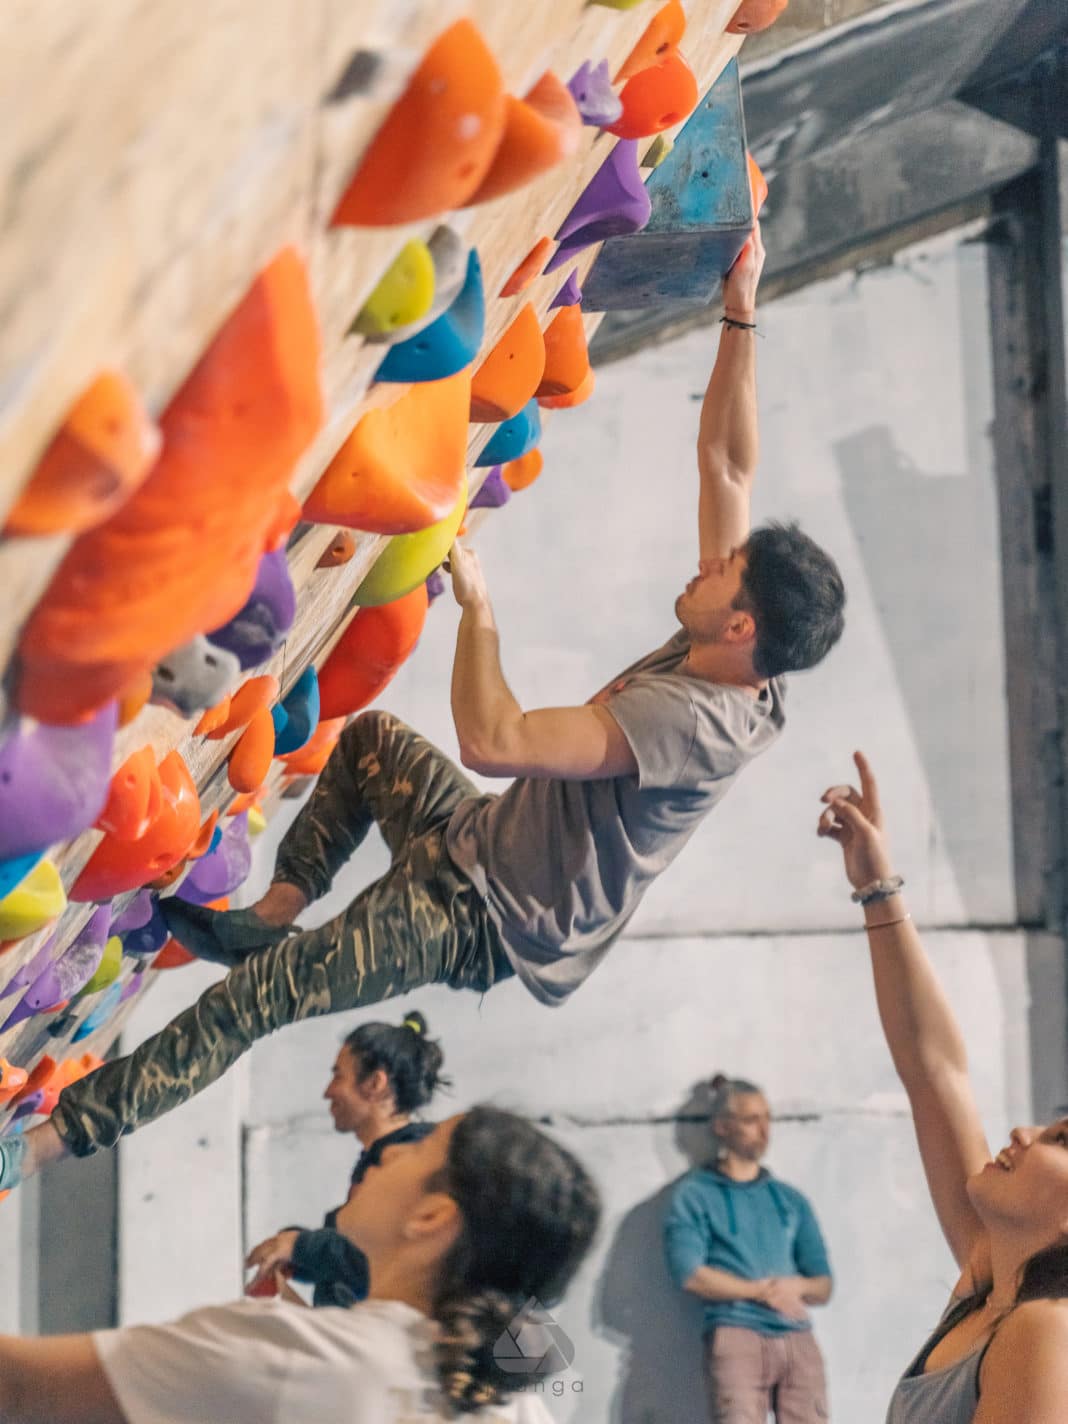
[{"x1": 884, "y1": 1297, "x2": 996, "y2": 1424}]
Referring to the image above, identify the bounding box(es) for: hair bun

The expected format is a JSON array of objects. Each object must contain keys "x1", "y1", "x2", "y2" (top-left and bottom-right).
[
  {"x1": 402, "y1": 1011, "x2": 426, "y2": 1036},
  {"x1": 709, "y1": 1073, "x2": 729, "y2": 1091}
]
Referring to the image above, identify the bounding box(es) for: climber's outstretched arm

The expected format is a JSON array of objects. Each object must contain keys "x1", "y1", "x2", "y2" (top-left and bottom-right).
[
  {"x1": 447, "y1": 544, "x2": 638, "y2": 781},
  {"x1": 697, "y1": 223, "x2": 765, "y2": 562}
]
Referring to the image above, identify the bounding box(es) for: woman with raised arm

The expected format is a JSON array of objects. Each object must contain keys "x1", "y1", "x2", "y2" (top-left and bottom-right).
[
  {"x1": 0, "y1": 1107, "x2": 600, "y2": 1423},
  {"x1": 818, "y1": 751, "x2": 1068, "y2": 1423}
]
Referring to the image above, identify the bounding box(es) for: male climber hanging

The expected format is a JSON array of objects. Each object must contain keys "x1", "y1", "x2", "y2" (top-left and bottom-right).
[{"x1": 0, "y1": 225, "x2": 847, "y2": 1191}]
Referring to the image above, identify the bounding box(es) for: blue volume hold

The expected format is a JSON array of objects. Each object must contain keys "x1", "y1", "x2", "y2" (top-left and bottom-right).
[{"x1": 376, "y1": 251, "x2": 484, "y2": 383}]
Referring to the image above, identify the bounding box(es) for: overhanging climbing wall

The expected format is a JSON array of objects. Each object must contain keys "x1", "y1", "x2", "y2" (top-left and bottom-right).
[{"x1": 0, "y1": 0, "x2": 784, "y2": 1144}]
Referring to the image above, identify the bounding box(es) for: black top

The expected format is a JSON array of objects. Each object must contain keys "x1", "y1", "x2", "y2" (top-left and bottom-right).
[{"x1": 288, "y1": 1121, "x2": 436, "y2": 1307}]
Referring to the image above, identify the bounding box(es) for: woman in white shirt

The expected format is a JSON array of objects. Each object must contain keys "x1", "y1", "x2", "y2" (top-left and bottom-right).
[{"x1": 0, "y1": 1104, "x2": 601, "y2": 1423}]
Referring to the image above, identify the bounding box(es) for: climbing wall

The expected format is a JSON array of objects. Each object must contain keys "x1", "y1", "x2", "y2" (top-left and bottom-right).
[{"x1": 0, "y1": 0, "x2": 784, "y2": 1140}]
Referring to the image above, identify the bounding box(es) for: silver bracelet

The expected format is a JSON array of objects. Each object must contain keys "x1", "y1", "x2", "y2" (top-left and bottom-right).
[{"x1": 850, "y1": 874, "x2": 905, "y2": 905}]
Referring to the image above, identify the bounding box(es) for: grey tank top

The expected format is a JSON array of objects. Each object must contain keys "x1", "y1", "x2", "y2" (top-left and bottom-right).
[{"x1": 885, "y1": 1298, "x2": 995, "y2": 1424}]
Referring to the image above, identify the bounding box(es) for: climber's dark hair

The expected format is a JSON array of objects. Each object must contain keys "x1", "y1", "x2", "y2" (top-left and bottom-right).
[
  {"x1": 428, "y1": 1106, "x2": 601, "y2": 1414},
  {"x1": 344, "y1": 1011, "x2": 449, "y2": 1114},
  {"x1": 708, "y1": 1073, "x2": 764, "y2": 1128},
  {"x1": 736, "y1": 521, "x2": 846, "y2": 678}
]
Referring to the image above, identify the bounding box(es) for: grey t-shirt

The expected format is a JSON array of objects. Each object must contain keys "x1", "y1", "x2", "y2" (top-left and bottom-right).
[{"x1": 445, "y1": 630, "x2": 786, "y2": 1005}]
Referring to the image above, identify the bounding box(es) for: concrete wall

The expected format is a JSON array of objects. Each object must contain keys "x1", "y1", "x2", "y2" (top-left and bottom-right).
[{"x1": 118, "y1": 230, "x2": 1068, "y2": 1419}]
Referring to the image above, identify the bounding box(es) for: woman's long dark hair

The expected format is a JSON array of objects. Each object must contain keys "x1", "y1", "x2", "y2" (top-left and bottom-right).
[
  {"x1": 1017, "y1": 1242, "x2": 1068, "y2": 1302},
  {"x1": 345, "y1": 1010, "x2": 449, "y2": 1114},
  {"x1": 427, "y1": 1106, "x2": 601, "y2": 1414}
]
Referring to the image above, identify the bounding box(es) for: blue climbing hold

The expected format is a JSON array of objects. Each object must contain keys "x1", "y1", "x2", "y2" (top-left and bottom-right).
[
  {"x1": 376, "y1": 251, "x2": 485, "y2": 384},
  {"x1": 475, "y1": 400, "x2": 541, "y2": 467},
  {"x1": 0, "y1": 850, "x2": 44, "y2": 900},
  {"x1": 120, "y1": 897, "x2": 169, "y2": 956},
  {"x1": 73, "y1": 981, "x2": 124, "y2": 1041},
  {"x1": 273, "y1": 667, "x2": 320, "y2": 756}
]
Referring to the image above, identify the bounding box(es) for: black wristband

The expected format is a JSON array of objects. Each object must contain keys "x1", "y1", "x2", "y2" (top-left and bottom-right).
[{"x1": 720, "y1": 315, "x2": 757, "y2": 331}]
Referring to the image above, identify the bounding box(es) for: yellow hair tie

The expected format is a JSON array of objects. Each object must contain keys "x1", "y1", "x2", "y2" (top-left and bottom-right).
[{"x1": 403, "y1": 1017, "x2": 423, "y2": 1035}]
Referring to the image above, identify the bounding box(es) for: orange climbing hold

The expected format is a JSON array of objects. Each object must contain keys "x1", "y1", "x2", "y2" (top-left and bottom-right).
[
  {"x1": 4, "y1": 372, "x2": 161, "y2": 538},
  {"x1": 187, "y1": 810, "x2": 220, "y2": 860},
  {"x1": 470, "y1": 305, "x2": 546, "y2": 423},
  {"x1": 331, "y1": 20, "x2": 506, "y2": 226},
  {"x1": 16, "y1": 247, "x2": 323, "y2": 725},
  {"x1": 467, "y1": 72, "x2": 582, "y2": 205},
  {"x1": 318, "y1": 586, "x2": 429, "y2": 720},
  {"x1": 303, "y1": 370, "x2": 471, "y2": 535},
  {"x1": 12, "y1": 1056, "x2": 58, "y2": 1106},
  {"x1": 0, "y1": 1061, "x2": 29, "y2": 1105},
  {"x1": 317, "y1": 531, "x2": 357, "y2": 568},
  {"x1": 615, "y1": 1, "x2": 687, "y2": 83},
  {"x1": 117, "y1": 671, "x2": 154, "y2": 727},
  {"x1": 538, "y1": 366, "x2": 595, "y2": 410},
  {"x1": 500, "y1": 239, "x2": 555, "y2": 297},
  {"x1": 535, "y1": 305, "x2": 590, "y2": 400},
  {"x1": 195, "y1": 694, "x2": 232, "y2": 737},
  {"x1": 607, "y1": 49, "x2": 698, "y2": 139},
  {"x1": 748, "y1": 152, "x2": 769, "y2": 213},
  {"x1": 208, "y1": 675, "x2": 280, "y2": 738},
  {"x1": 154, "y1": 940, "x2": 197, "y2": 970},
  {"x1": 227, "y1": 787, "x2": 265, "y2": 816},
  {"x1": 277, "y1": 718, "x2": 347, "y2": 777},
  {"x1": 95, "y1": 746, "x2": 163, "y2": 841},
  {"x1": 501, "y1": 449, "x2": 544, "y2": 492},
  {"x1": 228, "y1": 706, "x2": 276, "y2": 793},
  {"x1": 727, "y1": 0, "x2": 789, "y2": 33},
  {"x1": 71, "y1": 751, "x2": 201, "y2": 901}
]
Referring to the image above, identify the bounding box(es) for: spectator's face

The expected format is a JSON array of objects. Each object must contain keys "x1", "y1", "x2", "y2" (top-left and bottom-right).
[
  {"x1": 714, "y1": 1092, "x2": 771, "y2": 1162},
  {"x1": 335, "y1": 1116, "x2": 462, "y2": 1258},
  {"x1": 323, "y1": 1047, "x2": 378, "y2": 1134}
]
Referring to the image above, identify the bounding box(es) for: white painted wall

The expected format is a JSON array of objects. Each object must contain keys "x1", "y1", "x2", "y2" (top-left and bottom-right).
[{"x1": 118, "y1": 232, "x2": 1068, "y2": 1420}]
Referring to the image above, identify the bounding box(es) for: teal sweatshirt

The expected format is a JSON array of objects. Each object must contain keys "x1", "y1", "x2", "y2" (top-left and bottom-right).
[{"x1": 663, "y1": 1165, "x2": 831, "y2": 1336}]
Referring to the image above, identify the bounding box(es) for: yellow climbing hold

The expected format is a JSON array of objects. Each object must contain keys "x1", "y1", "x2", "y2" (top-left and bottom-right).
[
  {"x1": 354, "y1": 473, "x2": 468, "y2": 607},
  {"x1": 350, "y1": 241, "x2": 436, "y2": 339},
  {"x1": 79, "y1": 935, "x2": 123, "y2": 997},
  {"x1": 589, "y1": 0, "x2": 646, "y2": 8},
  {"x1": 643, "y1": 133, "x2": 674, "y2": 169},
  {"x1": 247, "y1": 804, "x2": 267, "y2": 836},
  {"x1": 0, "y1": 860, "x2": 66, "y2": 940}
]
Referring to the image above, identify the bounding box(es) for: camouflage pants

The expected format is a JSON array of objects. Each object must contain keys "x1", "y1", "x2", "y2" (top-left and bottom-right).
[{"x1": 53, "y1": 711, "x2": 511, "y2": 1157}]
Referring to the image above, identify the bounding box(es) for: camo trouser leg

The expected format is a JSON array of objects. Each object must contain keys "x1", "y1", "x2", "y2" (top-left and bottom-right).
[
  {"x1": 275, "y1": 708, "x2": 483, "y2": 902},
  {"x1": 52, "y1": 712, "x2": 508, "y2": 1157}
]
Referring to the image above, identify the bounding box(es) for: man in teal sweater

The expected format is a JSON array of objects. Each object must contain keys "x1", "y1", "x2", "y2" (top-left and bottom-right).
[{"x1": 664, "y1": 1075, "x2": 833, "y2": 1424}]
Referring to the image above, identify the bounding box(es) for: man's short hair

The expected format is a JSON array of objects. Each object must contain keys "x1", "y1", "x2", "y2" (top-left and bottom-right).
[{"x1": 736, "y1": 521, "x2": 845, "y2": 678}]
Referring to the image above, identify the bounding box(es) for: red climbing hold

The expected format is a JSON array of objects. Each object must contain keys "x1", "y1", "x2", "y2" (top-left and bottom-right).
[{"x1": 318, "y1": 586, "x2": 429, "y2": 719}]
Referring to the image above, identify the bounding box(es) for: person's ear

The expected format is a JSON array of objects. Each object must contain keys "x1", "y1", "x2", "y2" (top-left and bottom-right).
[
  {"x1": 724, "y1": 609, "x2": 756, "y2": 645},
  {"x1": 403, "y1": 1192, "x2": 461, "y2": 1248},
  {"x1": 364, "y1": 1067, "x2": 392, "y2": 1101}
]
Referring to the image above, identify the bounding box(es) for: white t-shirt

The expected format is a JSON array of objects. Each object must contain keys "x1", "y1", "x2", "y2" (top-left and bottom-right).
[{"x1": 93, "y1": 1297, "x2": 556, "y2": 1424}]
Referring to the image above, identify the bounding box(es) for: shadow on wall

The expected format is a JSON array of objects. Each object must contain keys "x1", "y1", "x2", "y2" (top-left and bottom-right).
[{"x1": 595, "y1": 1082, "x2": 718, "y2": 1424}]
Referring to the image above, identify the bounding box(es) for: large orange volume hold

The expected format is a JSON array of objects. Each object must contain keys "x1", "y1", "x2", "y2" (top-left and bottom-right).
[
  {"x1": 535, "y1": 305, "x2": 590, "y2": 399},
  {"x1": 303, "y1": 370, "x2": 470, "y2": 534},
  {"x1": 467, "y1": 72, "x2": 582, "y2": 205},
  {"x1": 331, "y1": 20, "x2": 506, "y2": 226},
  {"x1": 5, "y1": 372, "x2": 161, "y2": 537},
  {"x1": 318, "y1": 585, "x2": 429, "y2": 719},
  {"x1": 16, "y1": 248, "x2": 323, "y2": 724},
  {"x1": 470, "y1": 305, "x2": 546, "y2": 422},
  {"x1": 727, "y1": 0, "x2": 789, "y2": 33}
]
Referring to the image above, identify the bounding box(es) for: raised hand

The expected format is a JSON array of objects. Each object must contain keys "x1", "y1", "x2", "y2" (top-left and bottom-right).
[
  {"x1": 244, "y1": 1229, "x2": 299, "y2": 1296},
  {"x1": 444, "y1": 541, "x2": 490, "y2": 611},
  {"x1": 816, "y1": 750, "x2": 894, "y2": 892},
  {"x1": 722, "y1": 219, "x2": 766, "y2": 319}
]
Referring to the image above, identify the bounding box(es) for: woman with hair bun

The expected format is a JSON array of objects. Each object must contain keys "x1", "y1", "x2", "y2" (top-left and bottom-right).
[
  {"x1": 0, "y1": 1107, "x2": 600, "y2": 1423},
  {"x1": 246, "y1": 1010, "x2": 449, "y2": 1306}
]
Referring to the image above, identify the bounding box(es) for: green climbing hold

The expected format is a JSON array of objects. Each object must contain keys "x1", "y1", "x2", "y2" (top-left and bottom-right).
[
  {"x1": 350, "y1": 240, "x2": 436, "y2": 339},
  {"x1": 78, "y1": 934, "x2": 123, "y2": 998}
]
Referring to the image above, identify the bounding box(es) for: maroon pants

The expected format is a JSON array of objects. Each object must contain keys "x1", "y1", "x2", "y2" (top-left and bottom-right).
[{"x1": 704, "y1": 1326, "x2": 829, "y2": 1424}]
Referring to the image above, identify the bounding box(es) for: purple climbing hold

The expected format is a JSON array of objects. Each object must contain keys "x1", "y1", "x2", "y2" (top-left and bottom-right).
[
  {"x1": 546, "y1": 140, "x2": 651, "y2": 272},
  {"x1": 1, "y1": 928, "x2": 59, "y2": 999},
  {"x1": 0, "y1": 703, "x2": 118, "y2": 860},
  {"x1": 110, "y1": 889, "x2": 154, "y2": 936},
  {"x1": 470, "y1": 467, "x2": 511, "y2": 511},
  {"x1": 567, "y1": 60, "x2": 623, "y2": 127},
  {"x1": 175, "y1": 813, "x2": 252, "y2": 905},
  {"x1": 3, "y1": 905, "x2": 112, "y2": 1029},
  {"x1": 120, "y1": 971, "x2": 145, "y2": 1004},
  {"x1": 120, "y1": 897, "x2": 169, "y2": 956},
  {"x1": 208, "y1": 549, "x2": 296, "y2": 671},
  {"x1": 550, "y1": 272, "x2": 584, "y2": 310},
  {"x1": 426, "y1": 569, "x2": 446, "y2": 603}
]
